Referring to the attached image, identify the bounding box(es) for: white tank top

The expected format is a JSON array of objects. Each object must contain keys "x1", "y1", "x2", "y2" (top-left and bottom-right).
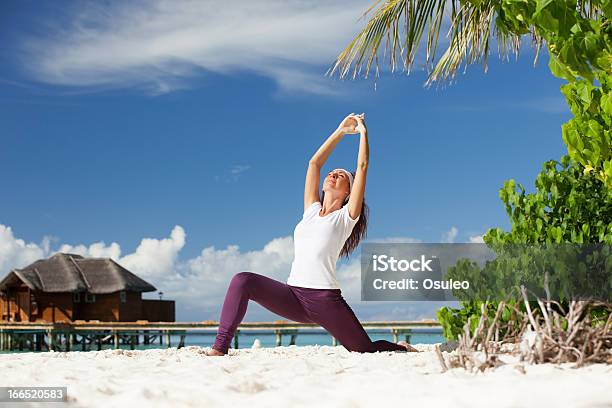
[{"x1": 287, "y1": 201, "x2": 360, "y2": 289}]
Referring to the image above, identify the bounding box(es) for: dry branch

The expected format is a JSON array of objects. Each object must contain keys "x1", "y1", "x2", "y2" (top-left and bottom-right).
[{"x1": 435, "y1": 287, "x2": 612, "y2": 373}]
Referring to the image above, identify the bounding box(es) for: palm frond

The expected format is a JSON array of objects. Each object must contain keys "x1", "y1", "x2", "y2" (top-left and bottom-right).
[
  {"x1": 327, "y1": 0, "x2": 524, "y2": 85},
  {"x1": 426, "y1": 0, "x2": 500, "y2": 85},
  {"x1": 327, "y1": 0, "x2": 452, "y2": 80}
]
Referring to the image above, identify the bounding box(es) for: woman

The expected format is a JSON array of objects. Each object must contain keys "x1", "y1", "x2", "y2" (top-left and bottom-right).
[{"x1": 207, "y1": 113, "x2": 418, "y2": 356}]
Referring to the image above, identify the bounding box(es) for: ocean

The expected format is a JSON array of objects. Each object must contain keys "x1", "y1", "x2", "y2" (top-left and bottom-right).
[
  {"x1": 0, "y1": 329, "x2": 445, "y2": 353},
  {"x1": 192, "y1": 329, "x2": 446, "y2": 349}
]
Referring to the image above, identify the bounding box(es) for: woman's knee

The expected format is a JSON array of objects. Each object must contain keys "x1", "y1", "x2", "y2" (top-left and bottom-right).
[{"x1": 229, "y1": 272, "x2": 260, "y2": 291}]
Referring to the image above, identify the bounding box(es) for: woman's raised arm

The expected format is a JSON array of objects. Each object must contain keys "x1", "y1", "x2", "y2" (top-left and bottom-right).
[
  {"x1": 346, "y1": 115, "x2": 368, "y2": 220},
  {"x1": 304, "y1": 114, "x2": 358, "y2": 212}
]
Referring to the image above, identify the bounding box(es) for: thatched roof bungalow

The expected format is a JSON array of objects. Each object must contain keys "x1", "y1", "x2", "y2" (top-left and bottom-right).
[{"x1": 0, "y1": 253, "x2": 174, "y2": 322}]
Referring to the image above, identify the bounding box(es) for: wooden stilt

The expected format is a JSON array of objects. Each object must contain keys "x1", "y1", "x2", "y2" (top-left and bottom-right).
[
  {"x1": 275, "y1": 330, "x2": 282, "y2": 346},
  {"x1": 48, "y1": 330, "x2": 54, "y2": 352}
]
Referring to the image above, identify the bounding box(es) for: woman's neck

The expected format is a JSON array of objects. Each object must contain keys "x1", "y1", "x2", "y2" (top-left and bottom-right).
[{"x1": 320, "y1": 196, "x2": 345, "y2": 216}]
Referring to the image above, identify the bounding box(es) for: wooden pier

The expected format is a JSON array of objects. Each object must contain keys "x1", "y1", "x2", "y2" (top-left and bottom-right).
[{"x1": 0, "y1": 320, "x2": 441, "y2": 352}]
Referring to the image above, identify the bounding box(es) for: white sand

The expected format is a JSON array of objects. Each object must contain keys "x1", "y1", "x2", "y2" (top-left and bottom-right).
[{"x1": 1, "y1": 344, "x2": 611, "y2": 407}]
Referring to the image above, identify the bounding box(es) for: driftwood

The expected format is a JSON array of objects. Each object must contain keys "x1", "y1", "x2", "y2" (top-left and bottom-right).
[{"x1": 438, "y1": 286, "x2": 612, "y2": 373}]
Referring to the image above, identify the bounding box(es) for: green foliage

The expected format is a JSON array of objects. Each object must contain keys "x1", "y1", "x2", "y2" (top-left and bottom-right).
[
  {"x1": 437, "y1": 299, "x2": 609, "y2": 340},
  {"x1": 497, "y1": 0, "x2": 612, "y2": 186},
  {"x1": 486, "y1": 156, "x2": 612, "y2": 245},
  {"x1": 438, "y1": 155, "x2": 612, "y2": 340},
  {"x1": 561, "y1": 72, "x2": 612, "y2": 186},
  {"x1": 437, "y1": 301, "x2": 487, "y2": 340},
  {"x1": 438, "y1": 157, "x2": 612, "y2": 340},
  {"x1": 446, "y1": 243, "x2": 612, "y2": 302},
  {"x1": 437, "y1": 300, "x2": 526, "y2": 340},
  {"x1": 498, "y1": 0, "x2": 612, "y2": 82}
]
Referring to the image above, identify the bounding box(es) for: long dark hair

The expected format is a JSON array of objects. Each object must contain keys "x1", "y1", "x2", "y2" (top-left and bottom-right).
[{"x1": 320, "y1": 170, "x2": 369, "y2": 259}]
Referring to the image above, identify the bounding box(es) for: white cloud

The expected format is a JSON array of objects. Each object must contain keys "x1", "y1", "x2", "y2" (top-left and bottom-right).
[
  {"x1": 468, "y1": 234, "x2": 485, "y2": 243},
  {"x1": 441, "y1": 226, "x2": 458, "y2": 243},
  {"x1": 214, "y1": 164, "x2": 252, "y2": 183},
  {"x1": 229, "y1": 165, "x2": 250, "y2": 175},
  {"x1": 182, "y1": 237, "x2": 294, "y2": 286},
  {"x1": 119, "y1": 225, "x2": 186, "y2": 280},
  {"x1": 336, "y1": 259, "x2": 362, "y2": 299},
  {"x1": 0, "y1": 225, "x2": 46, "y2": 273},
  {"x1": 20, "y1": 0, "x2": 374, "y2": 95},
  {"x1": 58, "y1": 241, "x2": 122, "y2": 260},
  {"x1": 441, "y1": 227, "x2": 486, "y2": 243}
]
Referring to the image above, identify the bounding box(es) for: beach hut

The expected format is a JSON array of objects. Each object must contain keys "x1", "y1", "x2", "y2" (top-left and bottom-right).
[{"x1": 0, "y1": 253, "x2": 175, "y2": 323}]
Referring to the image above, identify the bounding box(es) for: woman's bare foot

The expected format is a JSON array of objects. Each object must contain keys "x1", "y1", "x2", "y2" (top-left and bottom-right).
[
  {"x1": 397, "y1": 341, "x2": 419, "y2": 352},
  {"x1": 206, "y1": 347, "x2": 226, "y2": 356}
]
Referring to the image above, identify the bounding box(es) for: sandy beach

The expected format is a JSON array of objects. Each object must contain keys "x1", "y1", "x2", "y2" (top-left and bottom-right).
[{"x1": 1, "y1": 343, "x2": 610, "y2": 408}]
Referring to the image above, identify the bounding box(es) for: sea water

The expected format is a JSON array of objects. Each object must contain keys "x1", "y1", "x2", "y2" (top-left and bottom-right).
[
  {"x1": 148, "y1": 329, "x2": 445, "y2": 350},
  {"x1": 0, "y1": 329, "x2": 445, "y2": 354}
]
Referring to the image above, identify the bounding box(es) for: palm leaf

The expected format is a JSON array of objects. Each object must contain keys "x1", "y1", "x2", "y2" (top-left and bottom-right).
[{"x1": 327, "y1": 0, "x2": 502, "y2": 83}]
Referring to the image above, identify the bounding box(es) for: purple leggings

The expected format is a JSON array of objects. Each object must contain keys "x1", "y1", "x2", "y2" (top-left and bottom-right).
[{"x1": 212, "y1": 272, "x2": 406, "y2": 354}]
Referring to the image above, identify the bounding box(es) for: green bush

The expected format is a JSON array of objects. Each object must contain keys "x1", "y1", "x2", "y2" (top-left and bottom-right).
[{"x1": 436, "y1": 0, "x2": 611, "y2": 340}]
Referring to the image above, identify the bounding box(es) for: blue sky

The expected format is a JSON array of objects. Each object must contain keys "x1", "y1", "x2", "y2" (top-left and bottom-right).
[{"x1": 0, "y1": 0, "x2": 571, "y2": 321}]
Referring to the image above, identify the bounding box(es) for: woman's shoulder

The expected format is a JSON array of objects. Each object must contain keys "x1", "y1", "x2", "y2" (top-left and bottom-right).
[
  {"x1": 302, "y1": 201, "x2": 321, "y2": 218},
  {"x1": 342, "y1": 203, "x2": 360, "y2": 222}
]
